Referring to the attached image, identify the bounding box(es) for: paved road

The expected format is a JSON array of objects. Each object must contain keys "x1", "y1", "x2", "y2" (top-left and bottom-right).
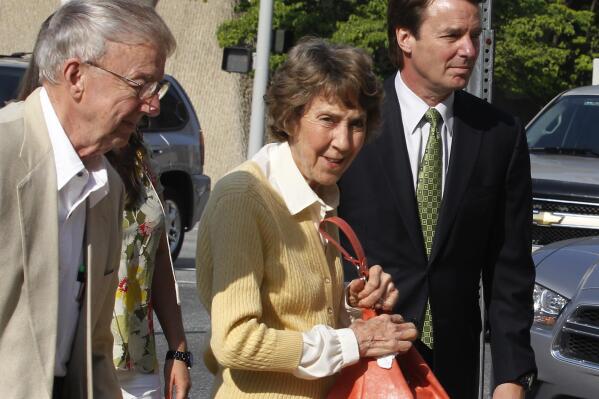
[
  {"x1": 155, "y1": 227, "x2": 494, "y2": 398},
  {"x1": 154, "y1": 227, "x2": 213, "y2": 398}
]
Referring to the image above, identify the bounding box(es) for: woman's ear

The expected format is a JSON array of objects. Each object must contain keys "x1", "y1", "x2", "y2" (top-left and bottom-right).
[{"x1": 283, "y1": 118, "x2": 298, "y2": 142}]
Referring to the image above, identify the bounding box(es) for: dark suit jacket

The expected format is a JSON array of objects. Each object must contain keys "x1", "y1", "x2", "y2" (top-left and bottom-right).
[{"x1": 338, "y1": 76, "x2": 537, "y2": 398}]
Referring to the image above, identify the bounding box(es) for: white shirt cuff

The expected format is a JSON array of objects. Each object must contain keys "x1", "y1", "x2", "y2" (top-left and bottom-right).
[
  {"x1": 292, "y1": 325, "x2": 360, "y2": 380},
  {"x1": 336, "y1": 328, "x2": 360, "y2": 367}
]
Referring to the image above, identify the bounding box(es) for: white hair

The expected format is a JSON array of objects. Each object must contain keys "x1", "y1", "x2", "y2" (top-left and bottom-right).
[{"x1": 37, "y1": 0, "x2": 175, "y2": 83}]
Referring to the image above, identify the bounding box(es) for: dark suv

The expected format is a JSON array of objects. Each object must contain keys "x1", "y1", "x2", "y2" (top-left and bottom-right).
[{"x1": 0, "y1": 54, "x2": 210, "y2": 260}]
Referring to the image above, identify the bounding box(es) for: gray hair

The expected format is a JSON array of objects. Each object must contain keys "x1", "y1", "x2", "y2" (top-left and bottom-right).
[{"x1": 37, "y1": 0, "x2": 176, "y2": 83}]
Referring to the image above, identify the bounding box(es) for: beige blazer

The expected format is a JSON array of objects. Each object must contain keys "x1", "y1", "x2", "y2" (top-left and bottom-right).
[{"x1": 0, "y1": 89, "x2": 123, "y2": 399}]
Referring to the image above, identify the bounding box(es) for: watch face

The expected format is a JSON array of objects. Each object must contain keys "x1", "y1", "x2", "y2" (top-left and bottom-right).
[{"x1": 188, "y1": 352, "x2": 194, "y2": 368}]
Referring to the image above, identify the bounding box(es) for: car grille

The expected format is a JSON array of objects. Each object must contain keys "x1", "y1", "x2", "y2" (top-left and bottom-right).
[
  {"x1": 533, "y1": 200, "x2": 599, "y2": 215},
  {"x1": 532, "y1": 225, "x2": 599, "y2": 245},
  {"x1": 574, "y1": 307, "x2": 599, "y2": 325},
  {"x1": 558, "y1": 306, "x2": 599, "y2": 366},
  {"x1": 532, "y1": 199, "x2": 599, "y2": 245}
]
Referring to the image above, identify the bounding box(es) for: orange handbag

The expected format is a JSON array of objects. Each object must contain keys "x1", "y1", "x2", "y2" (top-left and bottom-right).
[{"x1": 319, "y1": 216, "x2": 449, "y2": 399}]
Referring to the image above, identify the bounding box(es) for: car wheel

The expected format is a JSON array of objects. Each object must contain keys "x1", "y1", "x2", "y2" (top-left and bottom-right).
[{"x1": 164, "y1": 187, "x2": 185, "y2": 261}]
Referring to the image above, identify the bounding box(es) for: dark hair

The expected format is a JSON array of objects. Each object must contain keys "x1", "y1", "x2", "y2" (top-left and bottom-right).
[
  {"x1": 105, "y1": 131, "x2": 149, "y2": 210},
  {"x1": 16, "y1": 13, "x2": 53, "y2": 101},
  {"x1": 265, "y1": 37, "x2": 383, "y2": 142},
  {"x1": 387, "y1": 0, "x2": 481, "y2": 68}
]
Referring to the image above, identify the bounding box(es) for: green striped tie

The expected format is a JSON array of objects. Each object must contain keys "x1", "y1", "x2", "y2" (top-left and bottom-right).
[{"x1": 416, "y1": 108, "x2": 442, "y2": 349}]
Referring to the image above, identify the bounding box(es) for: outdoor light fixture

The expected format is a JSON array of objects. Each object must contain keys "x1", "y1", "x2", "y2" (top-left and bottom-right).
[
  {"x1": 272, "y1": 29, "x2": 293, "y2": 54},
  {"x1": 221, "y1": 47, "x2": 253, "y2": 74}
]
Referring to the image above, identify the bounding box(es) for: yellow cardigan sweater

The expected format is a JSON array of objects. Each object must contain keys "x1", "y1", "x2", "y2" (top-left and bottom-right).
[{"x1": 196, "y1": 161, "x2": 346, "y2": 398}]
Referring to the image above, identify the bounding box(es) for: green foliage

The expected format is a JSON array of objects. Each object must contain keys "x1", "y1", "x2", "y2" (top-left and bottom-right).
[
  {"x1": 217, "y1": 0, "x2": 377, "y2": 71},
  {"x1": 331, "y1": 0, "x2": 392, "y2": 76},
  {"x1": 493, "y1": 0, "x2": 547, "y2": 26},
  {"x1": 218, "y1": 1, "x2": 361, "y2": 48},
  {"x1": 495, "y1": 0, "x2": 598, "y2": 106}
]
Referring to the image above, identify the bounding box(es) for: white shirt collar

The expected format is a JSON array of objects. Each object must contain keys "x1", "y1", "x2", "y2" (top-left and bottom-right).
[
  {"x1": 395, "y1": 71, "x2": 454, "y2": 136},
  {"x1": 40, "y1": 87, "x2": 109, "y2": 209},
  {"x1": 252, "y1": 141, "x2": 339, "y2": 216}
]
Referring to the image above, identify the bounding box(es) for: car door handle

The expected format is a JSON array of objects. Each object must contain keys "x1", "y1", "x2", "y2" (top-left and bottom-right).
[{"x1": 153, "y1": 149, "x2": 164, "y2": 155}]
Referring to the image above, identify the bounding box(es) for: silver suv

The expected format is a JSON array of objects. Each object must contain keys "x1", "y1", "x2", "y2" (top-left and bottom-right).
[
  {"x1": 527, "y1": 85, "x2": 599, "y2": 248},
  {"x1": 526, "y1": 86, "x2": 599, "y2": 398},
  {"x1": 0, "y1": 54, "x2": 210, "y2": 260}
]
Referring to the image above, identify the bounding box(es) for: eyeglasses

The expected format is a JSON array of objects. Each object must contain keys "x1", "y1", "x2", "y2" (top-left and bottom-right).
[{"x1": 85, "y1": 62, "x2": 169, "y2": 100}]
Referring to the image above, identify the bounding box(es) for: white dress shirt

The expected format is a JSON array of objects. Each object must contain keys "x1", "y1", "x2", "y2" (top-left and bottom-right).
[
  {"x1": 40, "y1": 88, "x2": 110, "y2": 377},
  {"x1": 252, "y1": 142, "x2": 360, "y2": 379},
  {"x1": 394, "y1": 72, "x2": 454, "y2": 193}
]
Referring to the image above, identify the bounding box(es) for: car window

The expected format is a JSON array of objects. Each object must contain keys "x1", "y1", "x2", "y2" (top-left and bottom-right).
[
  {"x1": 139, "y1": 86, "x2": 188, "y2": 131},
  {"x1": 0, "y1": 66, "x2": 25, "y2": 107},
  {"x1": 527, "y1": 95, "x2": 599, "y2": 151}
]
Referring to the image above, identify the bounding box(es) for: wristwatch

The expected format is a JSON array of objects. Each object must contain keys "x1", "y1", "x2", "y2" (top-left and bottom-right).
[
  {"x1": 515, "y1": 372, "x2": 536, "y2": 392},
  {"x1": 166, "y1": 350, "x2": 193, "y2": 369}
]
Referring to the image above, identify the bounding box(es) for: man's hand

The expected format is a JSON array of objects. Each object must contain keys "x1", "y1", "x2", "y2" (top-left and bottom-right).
[
  {"x1": 348, "y1": 265, "x2": 398, "y2": 311},
  {"x1": 492, "y1": 382, "x2": 525, "y2": 399},
  {"x1": 164, "y1": 359, "x2": 191, "y2": 399},
  {"x1": 349, "y1": 313, "x2": 417, "y2": 358}
]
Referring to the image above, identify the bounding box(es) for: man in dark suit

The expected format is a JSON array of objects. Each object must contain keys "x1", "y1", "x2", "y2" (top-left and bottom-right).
[{"x1": 338, "y1": 0, "x2": 537, "y2": 398}]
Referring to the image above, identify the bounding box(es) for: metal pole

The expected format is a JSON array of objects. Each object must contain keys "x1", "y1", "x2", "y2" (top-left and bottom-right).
[
  {"x1": 466, "y1": 0, "x2": 494, "y2": 103},
  {"x1": 475, "y1": 4, "x2": 493, "y2": 398},
  {"x1": 247, "y1": 0, "x2": 273, "y2": 159}
]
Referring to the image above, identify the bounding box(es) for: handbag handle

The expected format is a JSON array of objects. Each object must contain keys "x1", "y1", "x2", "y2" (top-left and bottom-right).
[{"x1": 319, "y1": 216, "x2": 369, "y2": 279}]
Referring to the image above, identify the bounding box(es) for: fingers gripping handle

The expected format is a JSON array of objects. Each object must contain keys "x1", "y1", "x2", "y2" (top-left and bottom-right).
[{"x1": 318, "y1": 216, "x2": 369, "y2": 279}]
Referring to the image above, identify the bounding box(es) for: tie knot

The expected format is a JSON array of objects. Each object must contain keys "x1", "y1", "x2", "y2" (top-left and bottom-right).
[{"x1": 424, "y1": 108, "x2": 442, "y2": 134}]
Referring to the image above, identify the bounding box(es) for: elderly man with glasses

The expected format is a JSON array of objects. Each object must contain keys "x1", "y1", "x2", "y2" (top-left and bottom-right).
[{"x1": 0, "y1": 1, "x2": 176, "y2": 398}]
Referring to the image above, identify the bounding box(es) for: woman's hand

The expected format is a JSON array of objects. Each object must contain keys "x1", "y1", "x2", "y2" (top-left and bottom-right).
[
  {"x1": 349, "y1": 314, "x2": 417, "y2": 358},
  {"x1": 164, "y1": 358, "x2": 191, "y2": 399},
  {"x1": 347, "y1": 265, "x2": 398, "y2": 311}
]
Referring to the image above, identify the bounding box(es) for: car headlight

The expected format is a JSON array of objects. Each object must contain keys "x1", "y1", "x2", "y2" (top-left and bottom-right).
[{"x1": 533, "y1": 283, "x2": 568, "y2": 326}]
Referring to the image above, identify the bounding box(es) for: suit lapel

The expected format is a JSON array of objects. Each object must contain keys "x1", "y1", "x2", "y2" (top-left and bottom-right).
[
  {"x1": 375, "y1": 78, "x2": 426, "y2": 256},
  {"x1": 429, "y1": 91, "x2": 482, "y2": 264},
  {"x1": 17, "y1": 89, "x2": 59, "y2": 383}
]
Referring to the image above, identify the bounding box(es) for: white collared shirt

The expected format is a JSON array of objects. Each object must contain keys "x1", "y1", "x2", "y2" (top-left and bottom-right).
[
  {"x1": 40, "y1": 88, "x2": 110, "y2": 377},
  {"x1": 395, "y1": 71, "x2": 454, "y2": 194},
  {"x1": 252, "y1": 141, "x2": 340, "y2": 233},
  {"x1": 252, "y1": 142, "x2": 360, "y2": 379}
]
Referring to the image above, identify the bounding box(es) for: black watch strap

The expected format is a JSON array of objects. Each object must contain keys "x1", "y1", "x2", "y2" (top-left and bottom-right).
[
  {"x1": 515, "y1": 372, "x2": 536, "y2": 392},
  {"x1": 166, "y1": 350, "x2": 193, "y2": 369}
]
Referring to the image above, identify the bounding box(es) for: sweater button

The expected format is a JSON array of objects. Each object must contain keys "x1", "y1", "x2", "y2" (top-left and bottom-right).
[
  {"x1": 324, "y1": 277, "x2": 331, "y2": 284},
  {"x1": 327, "y1": 307, "x2": 333, "y2": 314}
]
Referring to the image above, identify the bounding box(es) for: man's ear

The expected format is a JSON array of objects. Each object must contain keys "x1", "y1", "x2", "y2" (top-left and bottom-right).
[
  {"x1": 62, "y1": 58, "x2": 85, "y2": 100},
  {"x1": 396, "y1": 27, "x2": 414, "y2": 55}
]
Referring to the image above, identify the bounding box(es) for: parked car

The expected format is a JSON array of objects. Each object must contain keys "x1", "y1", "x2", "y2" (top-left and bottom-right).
[
  {"x1": 527, "y1": 85, "x2": 599, "y2": 249},
  {"x1": 526, "y1": 86, "x2": 599, "y2": 398},
  {"x1": 0, "y1": 53, "x2": 28, "y2": 105},
  {"x1": 529, "y1": 237, "x2": 599, "y2": 398},
  {"x1": 0, "y1": 53, "x2": 210, "y2": 260}
]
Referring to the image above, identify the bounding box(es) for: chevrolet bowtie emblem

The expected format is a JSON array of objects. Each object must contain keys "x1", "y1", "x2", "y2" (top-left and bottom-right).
[{"x1": 533, "y1": 211, "x2": 564, "y2": 226}]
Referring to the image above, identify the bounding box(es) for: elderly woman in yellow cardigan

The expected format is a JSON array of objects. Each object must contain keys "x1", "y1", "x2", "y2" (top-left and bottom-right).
[{"x1": 196, "y1": 37, "x2": 418, "y2": 398}]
